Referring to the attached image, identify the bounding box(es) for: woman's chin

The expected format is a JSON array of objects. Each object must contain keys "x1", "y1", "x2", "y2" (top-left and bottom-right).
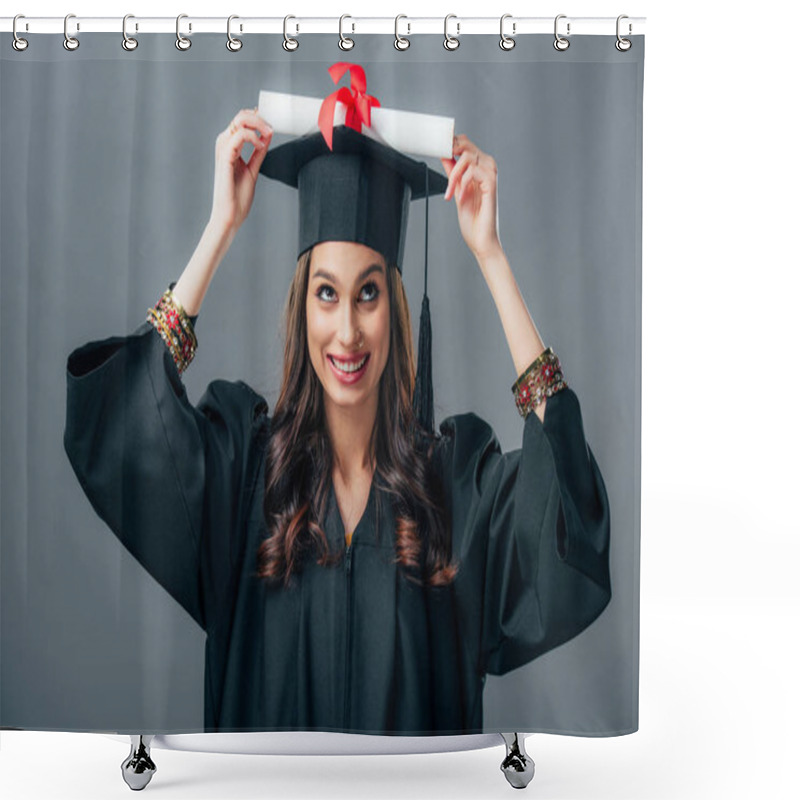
[
  {"x1": 323, "y1": 379, "x2": 378, "y2": 411},
  {"x1": 328, "y1": 385, "x2": 369, "y2": 405}
]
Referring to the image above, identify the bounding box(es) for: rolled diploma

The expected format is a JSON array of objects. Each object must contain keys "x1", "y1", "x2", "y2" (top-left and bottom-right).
[{"x1": 258, "y1": 90, "x2": 454, "y2": 159}]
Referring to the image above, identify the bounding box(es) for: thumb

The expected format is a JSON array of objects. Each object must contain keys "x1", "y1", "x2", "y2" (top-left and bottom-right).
[
  {"x1": 440, "y1": 157, "x2": 456, "y2": 177},
  {"x1": 248, "y1": 130, "x2": 273, "y2": 176}
]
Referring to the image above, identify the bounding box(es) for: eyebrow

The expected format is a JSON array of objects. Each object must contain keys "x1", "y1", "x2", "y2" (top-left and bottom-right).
[{"x1": 311, "y1": 263, "x2": 384, "y2": 284}]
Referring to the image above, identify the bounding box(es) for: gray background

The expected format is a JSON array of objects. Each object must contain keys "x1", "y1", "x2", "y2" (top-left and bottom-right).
[{"x1": 1, "y1": 33, "x2": 642, "y2": 735}]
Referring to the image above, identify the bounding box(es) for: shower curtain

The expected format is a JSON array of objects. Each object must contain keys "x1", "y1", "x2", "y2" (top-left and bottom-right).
[{"x1": 1, "y1": 29, "x2": 642, "y2": 737}]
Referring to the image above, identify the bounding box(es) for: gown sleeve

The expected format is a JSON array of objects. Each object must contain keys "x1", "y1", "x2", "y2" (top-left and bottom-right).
[
  {"x1": 437, "y1": 386, "x2": 611, "y2": 676},
  {"x1": 63, "y1": 319, "x2": 268, "y2": 631}
]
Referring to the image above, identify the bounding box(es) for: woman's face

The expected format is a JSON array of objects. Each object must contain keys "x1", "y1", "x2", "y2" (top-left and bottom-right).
[{"x1": 306, "y1": 241, "x2": 391, "y2": 414}]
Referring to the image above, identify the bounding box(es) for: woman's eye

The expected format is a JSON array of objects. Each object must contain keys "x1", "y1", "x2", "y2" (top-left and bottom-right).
[
  {"x1": 316, "y1": 285, "x2": 336, "y2": 302},
  {"x1": 360, "y1": 282, "x2": 380, "y2": 302}
]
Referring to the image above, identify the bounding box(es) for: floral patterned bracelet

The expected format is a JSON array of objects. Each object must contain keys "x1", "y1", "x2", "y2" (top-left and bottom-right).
[
  {"x1": 146, "y1": 285, "x2": 197, "y2": 375},
  {"x1": 511, "y1": 347, "x2": 567, "y2": 418}
]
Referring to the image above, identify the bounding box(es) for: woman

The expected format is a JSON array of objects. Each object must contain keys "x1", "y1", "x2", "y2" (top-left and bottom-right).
[{"x1": 64, "y1": 106, "x2": 611, "y2": 735}]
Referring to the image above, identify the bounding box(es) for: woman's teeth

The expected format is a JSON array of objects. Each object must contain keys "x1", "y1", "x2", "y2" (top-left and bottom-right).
[{"x1": 331, "y1": 355, "x2": 367, "y2": 373}]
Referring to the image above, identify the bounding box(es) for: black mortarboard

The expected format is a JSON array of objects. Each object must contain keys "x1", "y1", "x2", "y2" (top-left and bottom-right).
[{"x1": 259, "y1": 125, "x2": 448, "y2": 434}]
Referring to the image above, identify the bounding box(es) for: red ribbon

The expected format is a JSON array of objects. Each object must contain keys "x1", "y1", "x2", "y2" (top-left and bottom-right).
[{"x1": 317, "y1": 62, "x2": 381, "y2": 150}]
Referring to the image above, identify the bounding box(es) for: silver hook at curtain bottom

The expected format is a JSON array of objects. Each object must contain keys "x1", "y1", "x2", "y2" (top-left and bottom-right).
[
  {"x1": 500, "y1": 732, "x2": 536, "y2": 789},
  {"x1": 121, "y1": 735, "x2": 157, "y2": 790}
]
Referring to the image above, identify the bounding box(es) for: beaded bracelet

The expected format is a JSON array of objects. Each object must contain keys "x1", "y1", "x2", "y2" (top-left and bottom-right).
[
  {"x1": 146, "y1": 286, "x2": 197, "y2": 375},
  {"x1": 511, "y1": 347, "x2": 567, "y2": 419}
]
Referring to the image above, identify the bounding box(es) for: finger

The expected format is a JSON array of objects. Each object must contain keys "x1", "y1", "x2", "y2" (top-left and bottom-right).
[
  {"x1": 440, "y1": 157, "x2": 456, "y2": 178},
  {"x1": 444, "y1": 153, "x2": 471, "y2": 200},
  {"x1": 230, "y1": 106, "x2": 259, "y2": 127},
  {"x1": 228, "y1": 108, "x2": 272, "y2": 141},
  {"x1": 247, "y1": 129, "x2": 272, "y2": 177},
  {"x1": 251, "y1": 121, "x2": 273, "y2": 148},
  {"x1": 247, "y1": 108, "x2": 273, "y2": 141},
  {"x1": 453, "y1": 134, "x2": 479, "y2": 155},
  {"x1": 454, "y1": 136, "x2": 496, "y2": 178},
  {"x1": 228, "y1": 128, "x2": 265, "y2": 164},
  {"x1": 456, "y1": 162, "x2": 495, "y2": 205},
  {"x1": 444, "y1": 150, "x2": 479, "y2": 201},
  {"x1": 455, "y1": 163, "x2": 477, "y2": 204}
]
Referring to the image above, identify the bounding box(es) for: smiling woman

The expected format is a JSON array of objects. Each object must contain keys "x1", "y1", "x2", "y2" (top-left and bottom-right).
[
  {"x1": 258, "y1": 235, "x2": 457, "y2": 594},
  {"x1": 62, "y1": 67, "x2": 611, "y2": 735},
  {"x1": 305, "y1": 243, "x2": 391, "y2": 545}
]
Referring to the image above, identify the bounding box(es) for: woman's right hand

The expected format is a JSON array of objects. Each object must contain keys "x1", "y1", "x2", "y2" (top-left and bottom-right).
[{"x1": 209, "y1": 107, "x2": 273, "y2": 236}]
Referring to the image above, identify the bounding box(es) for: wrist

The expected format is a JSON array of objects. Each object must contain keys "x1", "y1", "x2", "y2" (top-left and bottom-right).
[
  {"x1": 475, "y1": 244, "x2": 510, "y2": 292},
  {"x1": 473, "y1": 240, "x2": 505, "y2": 268},
  {"x1": 205, "y1": 214, "x2": 238, "y2": 246}
]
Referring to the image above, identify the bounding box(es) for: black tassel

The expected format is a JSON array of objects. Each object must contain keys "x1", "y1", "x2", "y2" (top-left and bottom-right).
[
  {"x1": 413, "y1": 293, "x2": 433, "y2": 433},
  {"x1": 413, "y1": 164, "x2": 434, "y2": 434}
]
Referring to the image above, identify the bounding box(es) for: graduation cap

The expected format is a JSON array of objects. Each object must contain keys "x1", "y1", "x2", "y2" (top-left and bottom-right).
[{"x1": 259, "y1": 124, "x2": 449, "y2": 434}]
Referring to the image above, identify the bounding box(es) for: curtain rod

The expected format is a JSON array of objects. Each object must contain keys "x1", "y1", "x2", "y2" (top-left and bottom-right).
[{"x1": 0, "y1": 16, "x2": 646, "y2": 36}]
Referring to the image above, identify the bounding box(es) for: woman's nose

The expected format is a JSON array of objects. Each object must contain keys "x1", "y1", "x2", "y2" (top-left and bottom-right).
[{"x1": 337, "y1": 304, "x2": 360, "y2": 348}]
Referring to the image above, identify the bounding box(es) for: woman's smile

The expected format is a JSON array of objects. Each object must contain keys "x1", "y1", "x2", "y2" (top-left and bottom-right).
[{"x1": 328, "y1": 352, "x2": 370, "y2": 383}]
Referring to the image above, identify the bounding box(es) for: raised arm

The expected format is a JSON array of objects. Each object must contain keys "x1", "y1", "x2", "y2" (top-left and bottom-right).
[
  {"x1": 438, "y1": 136, "x2": 610, "y2": 675},
  {"x1": 172, "y1": 107, "x2": 273, "y2": 316},
  {"x1": 441, "y1": 134, "x2": 550, "y2": 422}
]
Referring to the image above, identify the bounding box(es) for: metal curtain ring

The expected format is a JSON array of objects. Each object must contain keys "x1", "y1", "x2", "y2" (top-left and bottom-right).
[
  {"x1": 283, "y1": 15, "x2": 299, "y2": 51},
  {"x1": 553, "y1": 14, "x2": 570, "y2": 51},
  {"x1": 175, "y1": 14, "x2": 191, "y2": 51},
  {"x1": 443, "y1": 14, "x2": 460, "y2": 51},
  {"x1": 122, "y1": 14, "x2": 138, "y2": 51},
  {"x1": 615, "y1": 14, "x2": 632, "y2": 51},
  {"x1": 394, "y1": 15, "x2": 410, "y2": 51},
  {"x1": 227, "y1": 15, "x2": 243, "y2": 52},
  {"x1": 12, "y1": 14, "x2": 29, "y2": 52},
  {"x1": 339, "y1": 15, "x2": 354, "y2": 50},
  {"x1": 499, "y1": 14, "x2": 515, "y2": 51},
  {"x1": 63, "y1": 13, "x2": 80, "y2": 51}
]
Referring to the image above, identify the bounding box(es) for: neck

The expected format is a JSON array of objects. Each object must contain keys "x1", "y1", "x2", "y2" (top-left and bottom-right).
[{"x1": 324, "y1": 393, "x2": 378, "y2": 481}]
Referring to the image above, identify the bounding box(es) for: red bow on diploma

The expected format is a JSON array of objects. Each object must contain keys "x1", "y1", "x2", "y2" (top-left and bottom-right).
[{"x1": 318, "y1": 62, "x2": 382, "y2": 150}]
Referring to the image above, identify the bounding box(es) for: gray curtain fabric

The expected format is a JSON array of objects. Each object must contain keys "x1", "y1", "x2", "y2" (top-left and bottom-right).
[{"x1": 1, "y1": 33, "x2": 643, "y2": 734}]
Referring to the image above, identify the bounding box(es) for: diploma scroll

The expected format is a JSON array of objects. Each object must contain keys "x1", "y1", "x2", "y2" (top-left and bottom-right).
[{"x1": 258, "y1": 90, "x2": 455, "y2": 159}]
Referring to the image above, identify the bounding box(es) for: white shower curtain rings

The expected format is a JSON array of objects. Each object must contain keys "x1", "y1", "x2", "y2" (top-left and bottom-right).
[
  {"x1": 176, "y1": 14, "x2": 191, "y2": 50},
  {"x1": 6, "y1": 15, "x2": 635, "y2": 54},
  {"x1": 499, "y1": 15, "x2": 516, "y2": 51},
  {"x1": 11, "y1": 14, "x2": 28, "y2": 51},
  {"x1": 64, "y1": 13, "x2": 79, "y2": 51},
  {"x1": 443, "y1": 14, "x2": 460, "y2": 51},
  {"x1": 616, "y1": 15, "x2": 633, "y2": 51},
  {"x1": 227, "y1": 16, "x2": 243, "y2": 51},
  {"x1": 554, "y1": 15, "x2": 570, "y2": 51},
  {"x1": 339, "y1": 15, "x2": 355, "y2": 51},
  {"x1": 122, "y1": 15, "x2": 138, "y2": 51}
]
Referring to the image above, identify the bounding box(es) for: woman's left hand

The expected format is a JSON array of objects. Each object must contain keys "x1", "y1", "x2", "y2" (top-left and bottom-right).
[{"x1": 441, "y1": 135, "x2": 503, "y2": 261}]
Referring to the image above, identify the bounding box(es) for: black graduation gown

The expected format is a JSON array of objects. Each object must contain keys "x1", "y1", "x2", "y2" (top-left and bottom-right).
[{"x1": 63, "y1": 320, "x2": 611, "y2": 735}]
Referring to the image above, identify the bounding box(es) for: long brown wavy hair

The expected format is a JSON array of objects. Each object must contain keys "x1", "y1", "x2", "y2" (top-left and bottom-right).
[{"x1": 256, "y1": 247, "x2": 458, "y2": 588}]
